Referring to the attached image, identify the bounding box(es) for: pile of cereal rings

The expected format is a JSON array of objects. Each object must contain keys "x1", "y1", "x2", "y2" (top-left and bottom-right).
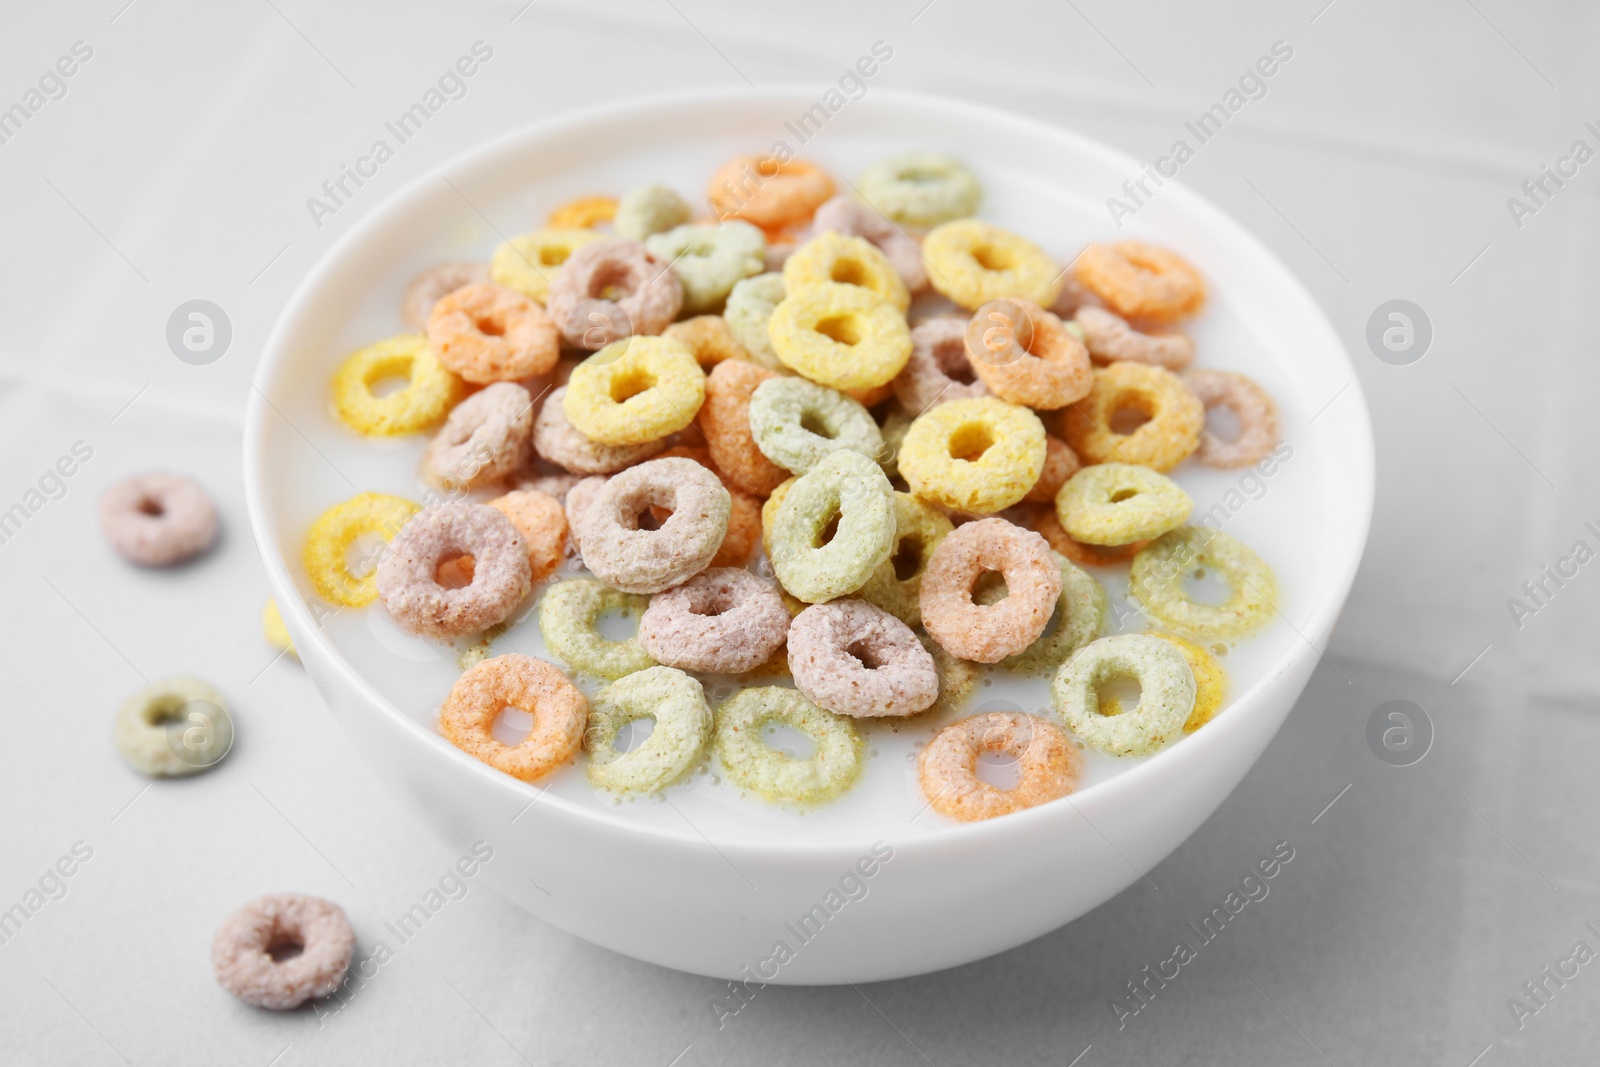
[{"x1": 305, "y1": 150, "x2": 1285, "y2": 827}]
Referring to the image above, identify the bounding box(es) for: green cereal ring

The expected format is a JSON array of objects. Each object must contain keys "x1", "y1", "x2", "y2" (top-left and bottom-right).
[
  {"x1": 614, "y1": 183, "x2": 693, "y2": 241},
  {"x1": 724, "y1": 272, "x2": 786, "y2": 370},
  {"x1": 899, "y1": 396, "x2": 1046, "y2": 515},
  {"x1": 537, "y1": 578, "x2": 656, "y2": 679},
  {"x1": 713, "y1": 687, "x2": 864, "y2": 806},
  {"x1": 770, "y1": 450, "x2": 896, "y2": 603},
  {"x1": 877, "y1": 407, "x2": 913, "y2": 481},
  {"x1": 917, "y1": 632, "x2": 981, "y2": 721},
  {"x1": 491, "y1": 229, "x2": 602, "y2": 304},
  {"x1": 584, "y1": 666, "x2": 712, "y2": 795},
  {"x1": 981, "y1": 552, "x2": 1108, "y2": 674},
  {"x1": 1130, "y1": 527, "x2": 1277, "y2": 639},
  {"x1": 857, "y1": 153, "x2": 982, "y2": 228},
  {"x1": 645, "y1": 221, "x2": 767, "y2": 315},
  {"x1": 1051, "y1": 634, "x2": 1196, "y2": 757},
  {"x1": 114, "y1": 675, "x2": 234, "y2": 777},
  {"x1": 858, "y1": 492, "x2": 954, "y2": 628},
  {"x1": 748, "y1": 376, "x2": 883, "y2": 475},
  {"x1": 1055, "y1": 462, "x2": 1193, "y2": 545}
]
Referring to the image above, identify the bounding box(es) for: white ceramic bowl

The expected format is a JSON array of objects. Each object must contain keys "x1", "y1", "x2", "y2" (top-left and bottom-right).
[{"x1": 245, "y1": 88, "x2": 1373, "y2": 984}]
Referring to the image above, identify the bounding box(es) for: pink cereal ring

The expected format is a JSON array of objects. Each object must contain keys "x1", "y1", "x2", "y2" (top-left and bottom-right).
[
  {"x1": 578, "y1": 457, "x2": 732, "y2": 594},
  {"x1": 211, "y1": 893, "x2": 355, "y2": 1010},
  {"x1": 640, "y1": 567, "x2": 790, "y2": 674},
  {"x1": 532, "y1": 385, "x2": 665, "y2": 475},
  {"x1": 376, "y1": 502, "x2": 532, "y2": 639},
  {"x1": 427, "y1": 282, "x2": 560, "y2": 384},
  {"x1": 419, "y1": 381, "x2": 534, "y2": 491},
  {"x1": 1023, "y1": 433, "x2": 1082, "y2": 504},
  {"x1": 1076, "y1": 305, "x2": 1195, "y2": 371},
  {"x1": 812, "y1": 195, "x2": 928, "y2": 293},
  {"x1": 919, "y1": 517, "x2": 1062, "y2": 663},
  {"x1": 401, "y1": 261, "x2": 492, "y2": 331},
  {"x1": 787, "y1": 599, "x2": 938, "y2": 718},
  {"x1": 918, "y1": 712, "x2": 1082, "y2": 822},
  {"x1": 100, "y1": 471, "x2": 219, "y2": 567},
  {"x1": 1182, "y1": 369, "x2": 1280, "y2": 469},
  {"x1": 544, "y1": 238, "x2": 684, "y2": 350},
  {"x1": 893, "y1": 317, "x2": 991, "y2": 414}
]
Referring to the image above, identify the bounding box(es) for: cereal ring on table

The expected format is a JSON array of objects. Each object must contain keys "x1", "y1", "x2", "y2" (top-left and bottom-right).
[
  {"x1": 547, "y1": 194, "x2": 617, "y2": 229},
  {"x1": 645, "y1": 221, "x2": 766, "y2": 315},
  {"x1": 100, "y1": 472, "x2": 219, "y2": 567},
  {"x1": 212, "y1": 893, "x2": 354, "y2": 1010},
  {"x1": 419, "y1": 382, "x2": 534, "y2": 492},
  {"x1": 707, "y1": 155, "x2": 834, "y2": 235},
  {"x1": 920, "y1": 517, "x2": 1061, "y2": 663},
  {"x1": 723, "y1": 272, "x2": 787, "y2": 370},
  {"x1": 533, "y1": 385, "x2": 665, "y2": 475},
  {"x1": 639, "y1": 568, "x2": 789, "y2": 674},
  {"x1": 585, "y1": 666, "x2": 712, "y2": 795},
  {"x1": 1023, "y1": 503, "x2": 1148, "y2": 568},
  {"x1": 1073, "y1": 241, "x2": 1205, "y2": 323},
  {"x1": 919, "y1": 712, "x2": 1080, "y2": 822},
  {"x1": 714, "y1": 687, "x2": 863, "y2": 806},
  {"x1": 747, "y1": 376, "x2": 883, "y2": 475},
  {"x1": 965, "y1": 299, "x2": 1092, "y2": 410},
  {"x1": 545, "y1": 238, "x2": 685, "y2": 350},
  {"x1": 538, "y1": 578, "x2": 655, "y2": 679},
  {"x1": 788, "y1": 599, "x2": 938, "y2": 717},
  {"x1": 980, "y1": 552, "x2": 1108, "y2": 674},
  {"x1": 439, "y1": 654, "x2": 588, "y2": 780},
  {"x1": 893, "y1": 317, "x2": 990, "y2": 414},
  {"x1": 923, "y1": 220, "x2": 1062, "y2": 310},
  {"x1": 857, "y1": 492, "x2": 954, "y2": 628},
  {"x1": 402, "y1": 262, "x2": 492, "y2": 331},
  {"x1": 694, "y1": 359, "x2": 789, "y2": 495},
  {"x1": 428, "y1": 283, "x2": 560, "y2": 384},
  {"x1": 114, "y1": 674, "x2": 233, "y2": 777},
  {"x1": 857, "y1": 153, "x2": 982, "y2": 228},
  {"x1": 1061, "y1": 362, "x2": 1204, "y2": 473},
  {"x1": 562, "y1": 337, "x2": 705, "y2": 446},
  {"x1": 579, "y1": 457, "x2": 731, "y2": 593},
  {"x1": 1051, "y1": 634, "x2": 1196, "y2": 757},
  {"x1": 487, "y1": 489, "x2": 567, "y2": 583},
  {"x1": 1151, "y1": 633, "x2": 1228, "y2": 731},
  {"x1": 899, "y1": 397, "x2": 1046, "y2": 515},
  {"x1": 302, "y1": 492, "x2": 419, "y2": 607},
  {"x1": 491, "y1": 228, "x2": 603, "y2": 304},
  {"x1": 1076, "y1": 305, "x2": 1194, "y2": 370},
  {"x1": 1129, "y1": 527, "x2": 1277, "y2": 639},
  {"x1": 812, "y1": 194, "x2": 928, "y2": 293},
  {"x1": 767, "y1": 282, "x2": 912, "y2": 391},
  {"x1": 331, "y1": 334, "x2": 466, "y2": 437},
  {"x1": 782, "y1": 231, "x2": 910, "y2": 313},
  {"x1": 614, "y1": 183, "x2": 693, "y2": 241},
  {"x1": 769, "y1": 450, "x2": 897, "y2": 603},
  {"x1": 1182, "y1": 369, "x2": 1279, "y2": 469},
  {"x1": 664, "y1": 315, "x2": 750, "y2": 369},
  {"x1": 1024, "y1": 434, "x2": 1081, "y2": 504},
  {"x1": 262, "y1": 599, "x2": 296, "y2": 657},
  {"x1": 376, "y1": 502, "x2": 532, "y2": 639},
  {"x1": 1056, "y1": 462, "x2": 1192, "y2": 545}
]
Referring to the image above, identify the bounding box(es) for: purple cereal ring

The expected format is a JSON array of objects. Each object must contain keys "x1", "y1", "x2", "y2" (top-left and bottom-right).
[
  {"x1": 787, "y1": 599, "x2": 938, "y2": 718},
  {"x1": 544, "y1": 238, "x2": 684, "y2": 350},
  {"x1": 1049, "y1": 275, "x2": 1104, "y2": 320},
  {"x1": 1076, "y1": 305, "x2": 1194, "y2": 371},
  {"x1": 419, "y1": 382, "x2": 534, "y2": 491},
  {"x1": 563, "y1": 475, "x2": 607, "y2": 564},
  {"x1": 640, "y1": 567, "x2": 790, "y2": 674},
  {"x1": 376, "y1": 502, "x2": 532, "y2": 638},
  {"x1": 892, "y1": 318, "x2": 991, "y2": 414},
  {"x1": 401, "y1": 261, "x2": 492, "y2": 331},
  {"x1": 532, "y1": 385, "x2": 665, "y2": 475},
  {"x1": 100, "y1": 472, "x2": 219, "y2": 567},
  {"x1": 578, "y1": 457, "x2": 731, "y2": 594},
  {"x1": 812, "y1": 195, "x2": 928, "y2": 293},
  {"x1": 1183, "y1": 368, "x2": 1279, "y2": 468},
  {"x1": 211, "y1": 893, "x2": 355, "y2": 1010},
  {"x1": 508, "y1": 471, "x2": 583, "y2": 502}
]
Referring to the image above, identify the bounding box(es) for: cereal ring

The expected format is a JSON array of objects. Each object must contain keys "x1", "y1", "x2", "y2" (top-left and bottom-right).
[
  {"x1": 262, "y1": 598, "x2": 296, "y2": 657},
  {"x1": 747, "y1": 376, "x2": 883, "y2": 475},
  {"x1": 614, "y1": 183, "x2": 693, "y2": 241},
  {"x1": 981, "y1": 552, "x2": 1108, "y2": 674},
  {"x1": 545, "y1": 238, "x2": 685, "y2": 350},
  {"x1": 1050, "y1": 275, "x2": 1105, "y2": 320},
  {"x1": 1024, "y1": 503, "x2": 1148, "y2": 568},
  {"x1": 769, "y1": 450, "x2": 896, "y2": 604},
  {"x1": 663, "y1": 315, "x2": 750, "y2": 369},
  {"x1": 694, "y1": 359, "x2": 789, "y2": 495},
  {"x1": 918, "y1": 712, "x2": 1080, "y2": 822},
  {"x1": 782, "y1": 231, "x2": 910, "y2": 313},
  {"x1": 714, "y1": 687, "x2": 863, "y2": 806},
  {"x1": 509, "y1": 471, "x2": 583, "y2": 501},
  {"x1": 899, "y1": 397, "x2": 1046, "y2": 515},
  {"x1": 113, "y1": 674, "x2": 233, "y2": 777},
  {"x1": 876, "y1": 406, "x2": 913, "y2": 480},
  {"x1": 645, "y1": 222, "x2": 766, "y2": 315},
  {"x1": 100, "y1": 472, "x2": 219, "y2": 567},
  {"x1": 578, "y1": 457, "x2": 730, "y2": 593},
  {"x1": 707, "y1": 156, "x2": 834, "y2": 235},
  {"x1": 491, "y1": 229, "x2": 603, "y2": 304},
  {"x1": 561, "y1": 475, "x2": 605, "y2": 563},
  {"x1": 1073, "y1": 241, "x2": 1205, "y2": 323},
  {"x1": 1182, "y1": 369, "x2": 1279, "y2": 469},
  {"x1": 302, "y1": 492, "x2": 419, "y2": 607},
  {"x1": 439, "y1": 654, "x2": 587, "y2": 780},
  {"x1": 562, "y1": 337, "x2": 705, "y2": 446},
  {"x1": 857, "y1": 492, "x2": 954, "y2": 628},
  {"x1": 376, "y1": 502, "x2": 532, "y2": 639},
  {"x1": 533, "y1": 385, "x2": 665, "y2": 475},
  {"x1": 585, "y1": 666, "x2": 712, "y2": 795},
  {"x1": 893, "y1": 317, "x2": 990, "y2": 414},
  {"x1": 812, "y1": 194, "x2": 928, "y2": 293},
  {"x1": 965, "y1": 299, "x2": 1092, "y2": 409},
  {"x1": 723, "y1": 272, "x2": 787, "y2": 370},
  {"x1": 1024, "y1": 434, "x2": 1081, "y2": 504},
  {"x1": 767, "y1": 283, "x2": 912, "y2": 391},
  {"x1": 427, "y1": 283, "x2": 560, "y2": 384},
  {"x1": 211, "y1": 894, "x2": 354, "y2": 1010},
  {"x1": 547, "y1": 194, "x2": 617, "y2": 229},
  {"x1": 331, "y1": 334, "x2": 466, "y2": 437},
  {"x1": 1129, "y1": 527, "x2": 1277, "y2": 639},
  {"x1": 759, "y1": 475, "x2": 796, "y2": 558},
  {"x1": 1056, "y1": 462, "x2": 1193, "y2": 545},
  {"x1": 1061, "y1": 362, "x2": 1204, "y2": 473},
  {"x1": 788, "y1": 599, "x2": 938, "y2": 717},
  {"x1": 923, "y1": 220, "x2": 1062, "y2": 310},
  {"x1": 419, "y1": 381, "x2": 534, "y2": 491},
  {"x1": 1051, "y1": 634, "x2": 1196, "y2": 757},
  {"x1": 1076, "y1": 305, "x2": 1194, "y2": 370},
  {"x1": 538, "y1": 578, "x2": 655, "y2": 679},
  {"x1": 487, "y1": 489, "x2": 567, "y2": 583},
  {"x1": 856, "y1": 153, "x2": 982, "y2": 228},
  {"x1": 402, "y1": 262, "x2": 492, "y2": 331},
  {"x1": 919, "y1": 517, "x2": 1061, "y2": 663},
  {"x1": 1151, "y1": 633, "x2": 1228, "y2": 731},
  {"x1": 916, "y1": 633, "x2": 981, "y2": 721},
  {"x1": 712, "y1": 487, "x2": 761, "y2": 568},
  {"x1": 639, "y1": 568, "x2": 789, "y2": 674}
]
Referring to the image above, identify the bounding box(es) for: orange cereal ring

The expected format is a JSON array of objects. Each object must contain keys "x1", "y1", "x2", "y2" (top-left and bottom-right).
[
  {"x1": 695, "y1": 360, "x2": 789, "y2": 496},
  {"x1": 427, "y1": 283, "x2": 560, "y2": 384},
  {"x1": 964, "y1": 299, "x2": 1092, "y2": 410},
  {"x1": 1024, "y1": 433, "x2": 1082, "y2": 504},
  {"x1": 1072, "y1": 241, "x2": 1205, "y2": 323},
  {"x1": 488, "y1": 489, "x2": 568, "y2": 583},
  {"x1": 547, "y1": 195, "x2": 617, "y2": 229},
  {"x1": 438, "y1": 654, "x2": 587, "y2": 782},
  {"x1": 707, "y1": 155, "x2": 834, "y2": 234},
  {"x1": 919, "y1": 517, "x2": 1062, "y2": 663},
  {"x1": 918, "y1": 711, "x2": 1081, "y2": 822},
  {"x1": 663, "y1": 315, "x2": 751, "y2": 369},
  {"x1": 1061, "y1": 362, "x2": 1204, "y2": 472}
]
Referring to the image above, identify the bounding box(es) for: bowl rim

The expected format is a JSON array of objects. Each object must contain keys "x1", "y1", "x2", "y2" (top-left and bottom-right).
[{"x1": 244, "y1": 84, "x2": 1375, "y2": 859}]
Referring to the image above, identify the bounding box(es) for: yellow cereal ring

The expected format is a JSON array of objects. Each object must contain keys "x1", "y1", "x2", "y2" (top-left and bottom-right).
[
  {"x1": 1061, "y1": 362, "x2": 1204, "y2": 472},
  {"x1": 899, "y1": 397, "x2": 1046, "y2": 515},
  {"x1": 330, "y1": 335, "x2": 465, "y2": 436},
  {"x1": 663, "y1": 315, "x2": 750, "y2": 369},
  {"x1": 302, "y1": 492, "x2": 420, "y2": 608},
  {"x1": 922, "y1": 220, "x2": 1063, "y2": 310},
  {"x1": 782, "y1": 232, "x2": 910, "y2": 313},
  {"x1": 547, "y1": 195, "x2": 617, "y2": 229},
  {"x1": 1073, "y1": 241, "x2": 1205, "y2": 323},
  {"x1": 1156, "y1": 633, "x2": 1228, "y2": 731},
  {"x1": 261, "y1": 598, "x2": 296, "y2": 657},
  {"x1": 767, "y1": 282, "x2": 911, "y2": 391},
  {"x1": 562, "y1": 336, "x2": 705, "y2": 445},
  {"x1": 491, "y1": 229, "x2": 603, "y2": 304}
]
